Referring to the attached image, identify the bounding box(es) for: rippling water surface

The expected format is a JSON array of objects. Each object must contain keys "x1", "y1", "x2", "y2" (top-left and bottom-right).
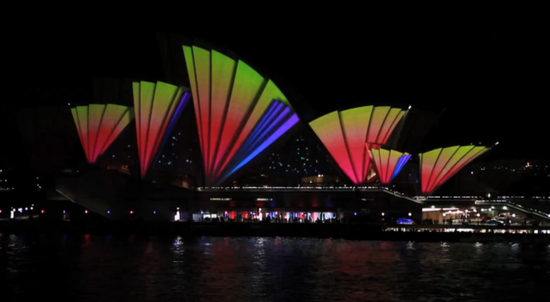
[{"x1": 1, "y1": 234, "x2": 550, "y2": 301}]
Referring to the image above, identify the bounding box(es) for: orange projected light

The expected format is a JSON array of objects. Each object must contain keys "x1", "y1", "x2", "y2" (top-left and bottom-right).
[
  {"x1": 419, "y1": 145, "x2": 490, "y2": 194},
  {"x1": 71, "y1": 104, "x2": 134, "y2": 163},
  {"x1": 309, "y1": 106, "x2": 405, "y2": 184}
]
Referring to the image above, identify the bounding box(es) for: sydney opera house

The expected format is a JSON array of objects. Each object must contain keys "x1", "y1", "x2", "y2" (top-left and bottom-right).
[{"x1": 15, "y1": 35, "x2": 547, "y2": 224}]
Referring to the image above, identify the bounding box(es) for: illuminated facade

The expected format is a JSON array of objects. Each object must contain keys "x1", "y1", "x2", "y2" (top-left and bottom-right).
[
  {"x1": 369, "y1": 147, "x2": 411, "y2": 185},
  {"x1": 419, "y1": 145, "x2": 490, "y2": 194},
  {"x1": 309, "y1": 106, "x2": 405, "y2": 184},
  {"x1": 183, "y1": 45, "x2": 299, "y2": 185},
  {"x1": 132, "y1": 81, "x2": 191, "y2": 178},
  {"x1": 71, "y1": 104, "x2": 134, "y2": 163}
]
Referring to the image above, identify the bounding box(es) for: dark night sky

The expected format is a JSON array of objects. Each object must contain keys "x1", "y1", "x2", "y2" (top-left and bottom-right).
[{"x1": 3, "y1": 5, "x2": 547, "y2": 162}]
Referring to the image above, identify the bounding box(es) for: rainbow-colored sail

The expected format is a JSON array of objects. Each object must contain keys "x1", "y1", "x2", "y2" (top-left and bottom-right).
[
  {"x1": 309, "y1": 106, "x2": 405, "y2": 184},
  {"x1": 369, "y1": 147, "x2": 411, "y2": 184},
  {"x1": 132, "y1": 81, "x2": 191, "y2": 178},
  {"x1": 71, "y1": 104, "x2": 133, "y2": 163},
  {"x1": 183, "y1": 45, "x2": 299, "y2": 185},
  {"x1": 419, "y1": 145, "x2": 490, "y2": 194}
]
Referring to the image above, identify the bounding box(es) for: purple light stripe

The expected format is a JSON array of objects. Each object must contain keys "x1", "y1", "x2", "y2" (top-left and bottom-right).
[
  {"x1": 153, "y1": 92, "x2": 191, "y2": 166},
  {"x1": 223, "y1": 113, "x2": 299, "y2": 181},
  {"x1": 240, "y1": 102, "x2": 287, "y2": 156},
  {"x1": 236, "y1": 106, "x2": 292, "y2": 164},
  {"x1": 244, "y1": 101, "x2": 285, "y2": 149},
  {"x1": 391, "y1": 154, "x2": 411, "y2": 181}
]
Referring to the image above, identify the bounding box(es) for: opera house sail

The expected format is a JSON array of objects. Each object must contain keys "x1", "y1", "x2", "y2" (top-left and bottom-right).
[
  {"x1": 419, "y1": 145, "x2": 490, "y2": 194},
  {"x1": 368, "y1": 147, "x2": 411, "y2": 185},
  {"x1": 309, "y1": 106, "x2": 405, "y2": 185},
  {"x1": 183, "y1": 45, "x2": 299, "y2": 185},
  {"x1": 71, "y1": 104, "x2": 134, "y2": 163},
  {"x1": 132, "y1": 81, "x2": 191, "y2": 178}
]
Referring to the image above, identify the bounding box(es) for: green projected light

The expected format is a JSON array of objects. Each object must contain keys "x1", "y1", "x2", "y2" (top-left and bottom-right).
[
  {"x1": 309, "y1": 106, "x2": 406, "y2": 184},
  {"x1": 132, "y1": 81, "x2": 190, "y2": 178},
  {"x1": 419, "y1": 145, "x2": 490, "y2": 194},
  {"x1": 71, "y1": 104, "x2": 134, "y2": 163},
  {"x1": 183, "y1": 45, "x2": 299, "y2": 185}
]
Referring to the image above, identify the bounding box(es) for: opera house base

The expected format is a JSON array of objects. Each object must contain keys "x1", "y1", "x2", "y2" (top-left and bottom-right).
[
  {"x1": 2, "y1": 219, "x2": 550, "y2": 244},
  {"x1": 52, "y1": 168, "x2": 425, "y2": 222}
]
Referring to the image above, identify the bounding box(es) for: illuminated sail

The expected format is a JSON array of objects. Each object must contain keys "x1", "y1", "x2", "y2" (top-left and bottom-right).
[
  {"x1": 369, "y1": 147, "x2": 411, "y2": 184},
  {"x1": 71, "y1": 104, "x2": 133, "y2": 163},
  {"x1": 419, "y1": 145, "x2": 490, "y2": 194},
  {"x1": 183, "y1": 45, "x2": 299, "y2": 185},
  {"x1": 132, "y1": 81, "x2": 191, "y2": 178},
  {"x1": 309, "y1": 106, "x2": 405, "y2": 184}
]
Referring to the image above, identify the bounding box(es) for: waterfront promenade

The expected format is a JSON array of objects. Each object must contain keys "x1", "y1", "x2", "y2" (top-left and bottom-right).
[{"x1": 1, "y1": 220, "x2": 549, "y2": 243}]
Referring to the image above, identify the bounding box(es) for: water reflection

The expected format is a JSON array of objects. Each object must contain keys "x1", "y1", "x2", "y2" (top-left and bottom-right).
[{"x1": 1, "y1": 236, "x2": 550, "y2": 301}]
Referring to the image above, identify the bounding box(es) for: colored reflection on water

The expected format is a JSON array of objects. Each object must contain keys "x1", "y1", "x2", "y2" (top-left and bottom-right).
[{"x1": 1, "y1": 234, "x2": 550, "y2": 301}]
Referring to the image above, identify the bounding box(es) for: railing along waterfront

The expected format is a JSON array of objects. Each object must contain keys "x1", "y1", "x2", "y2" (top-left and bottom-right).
[{"x1": 475, "y1": 200, "x2": 550, "y2": 220}]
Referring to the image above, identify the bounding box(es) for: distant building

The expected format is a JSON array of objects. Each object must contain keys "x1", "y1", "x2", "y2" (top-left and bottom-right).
[
  {"x1": 454, "y1": 159, "x2": 550, "y2": 195},
  {"x1": 0, "y1": 167, "x2": 15, "y2": 192},
  {"x1": 254, "y1": 128, "x2": 338, "y2": 184}
]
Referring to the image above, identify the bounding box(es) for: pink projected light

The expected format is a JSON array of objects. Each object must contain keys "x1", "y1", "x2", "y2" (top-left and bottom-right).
[
  {"x1": 132, "y1": 81, "x2": 189, "y2": 178},
  {"x1": 309, "y1": 106, "x2": 406, "y2": 184},
  {"x1": 419, "y1": 145, "x2": 490, "y2": 194},
  {"x1": 71, "y1": 104, "x2": 133, "y2": 163}
]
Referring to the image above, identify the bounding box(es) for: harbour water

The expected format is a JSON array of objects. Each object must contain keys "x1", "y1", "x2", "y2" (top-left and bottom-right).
[{"x1": 1, "y1": 234, "x2": 549, "y2": 301}]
